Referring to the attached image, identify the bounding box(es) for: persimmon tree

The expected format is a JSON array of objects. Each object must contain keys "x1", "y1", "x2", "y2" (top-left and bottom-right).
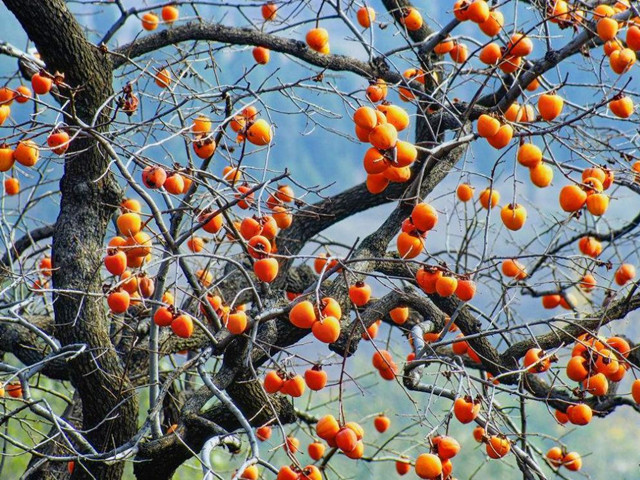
[{"x1": 1, "y1": 0, "x2": 640, "y2": 479}]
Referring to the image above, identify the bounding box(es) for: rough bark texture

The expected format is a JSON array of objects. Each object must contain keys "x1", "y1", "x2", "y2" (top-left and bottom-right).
[{"x1": 3, "y1": 1, "x2": 138, "y2": 479}]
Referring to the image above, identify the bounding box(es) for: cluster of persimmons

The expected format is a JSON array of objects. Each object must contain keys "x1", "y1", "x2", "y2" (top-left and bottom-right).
[{"x1": 3, "y1": 0, "x2": 640, "y2": 478}]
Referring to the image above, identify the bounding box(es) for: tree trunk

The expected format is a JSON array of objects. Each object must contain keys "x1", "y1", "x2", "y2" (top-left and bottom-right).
[{"x1": 3, "y1": 1, "x2": 138, "y2": 479}]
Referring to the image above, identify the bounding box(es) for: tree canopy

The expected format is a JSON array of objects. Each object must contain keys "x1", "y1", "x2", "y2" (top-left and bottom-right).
[{"x1": 1, "y1": 0, "x2": 640, "y2": 479}]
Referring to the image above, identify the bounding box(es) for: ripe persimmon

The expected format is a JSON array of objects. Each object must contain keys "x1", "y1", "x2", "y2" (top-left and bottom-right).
[
  {"x1": 281, "y1": 375, "x2": 305, "y2": 397},
  {"x1": 597, "y1": 17, "x2": 619, "y2": 41},
  {"x1": 357, "y1": 6, "x2": 375, "y2": 28},
  {"x1": 434, "y1": 39, "x2": 455, "y2": 55},
  {"x1": 306, "y1": 28, "x2": 329, "y2": 52},
  {"x1": 449, "y1": 43, "x2": 469, "y2": 63},
  {"x1": 4, "y1": 177, "x2": 19, "y2": 196},
  {"x1": 171, "y1": 314, "x2": 194, "y2": 338},
  {"x1": 164, "y1": 173, "x2": 185, "y2": 194},
  {"x1": 108, "y1": 290, "x2": 130, "y2": 314},
  {"x1": 343, "y1": 440, "x2": 364, "y2": 459},
  {"x1": 524, "y1": 348, "x2": 551, "y2": 373},
  {"x1": 500, "y1": 203, "x2": 527, "y2": 230},
  {"x1": 247, "y1": 235, "x2": 271, "y2": 259},
  {"x1": 609, "y1": 95, "x2": 634, "y2": 118},
  {"x1": 479, "y1": 187, "x2": 500, "y2": 209},
  {"x1": 395, "y1": 459, "x2": 411, "y2": 475},
  {"x1": 161, "y1": 5, "x2": 179, "y2": 24},
  {"x1": 393, "y1": 141, "x2": 417, "y2": 167},
  {"x1": 456, "y1": 183, "x2": 474, "y2": 201},
  {"x1": 246, "y1": 119, "x2": 272, "y2": 146},
  {"x1": 566, "y1": 403, "x2": 592, "y2": 425},
  {"x1": 479, "y1": 10, "x2": 503, "y2": 36},
  {"x1": 153, "y1": 306, "x2": 174, "y2": 327},
  {"x1": 256, "y1": 425, "x2": 272, "y2": 442},
  {"x1": 453, "y1": 396, "x2": 480, "y2": 423},
  {"x1": 479, "y1": 42, "x2": 502, "y2": 64},
  {"x1": 455, "y1": 279, "x2": 476, "y2": 301},
  {"x1": 416, "y1": 267, "x2": 443, "y2": 294},
  {"x1": 238, "y1": 465, "x2": 258, "y2": 480},
  {"x1": 585, "y1": 193, "x2": 609, "y2": 216},
  {"x1": 31, "y1": 73, "x2": 52, "y2": 95},
  {"x1": 542, "y1": 294, "x2": 561, "y2": 309},
  {"x1": 47, "y1": 131, "x2": 70, "y2": 155},
  {"x1": 626, "y1": 24, "x2": 640, "y2": 49},
  {"x1": 14, "y1": 140, "x2": 39, "y2": 167},
  {"x1": 538, "y1": 93, "x2": 564, "y2": 121},
  {"x1": 117, "y1": 212, "x2": 142, "y2": 237},
  {"x1": 507, "y1": 33, "x2": 533, "y2": 57},
  {"x1": 289, "y1": 300, "x2": 316, "y2": 328},
  {"x1": 435, "y1": 275, "x2": 458, "y2": 297},
  {"x1": 142, "y1": 165, "x2": 167, "y2": 189},
  {"x1": 517, "y1": 143, "x2": 542, "y2": 168},
  {"x1": 566, "y1": 355, "x2": 589, "y2": 381},
  {"x1": 252, "y1": 46, "x2": 270, "y2": 65},
  {"x1": 14, "y1": 85, "x2": 31, "y2": 103},
  {"x1": 486, "y1": 435, "x2": 511, "y2": 459},
  {"x1": 353, "y1": 106, "x2": 378, "y2": 130},
  {"x1": 529, "y1": 163, "x2": 553, "y2": 187},
  {"x1": 277, "y1": 466, "x2": 298, "y2": 480},
  {"x1": 304, "y1": 366, "x2": 327, "y2": 391},
  {"x1": 6, "y1": 382, "x2": 22, "y2": 399},
  {"x1": 578, "y1": 236, "x2": 602, "y2": 257},
  {"x1": 559, "y1": 184, "x2": 587, "y2": 211},
  {"x1": 546, "y1": 446, "x2": 563, "y2": 467},
  {"x1": 121, "y1": 198, "x2": 141, "y2": 213},
  {"x1": 373, "y1": 414, "x2": 390, "y2": 433},
  {"x1": 362, "y1": 148, "x2": 389, "y2": 174},
  {"x1": 467, "y1": 0, "x2": 490, "y2": 23},
  {"x1": 473, "y1": 426, "x2": 485, "y2": 442},
  {"x1": 414, "y1": 453, "x2": 442, "y2": 479},
  {"x1": 502, "y1": 259, "x2": 527, "y2": 279},
  {"x1": 366, "y1": 79, "x2": 387, "y2": 103},
  {"x1": 254, "y1": 257, "x2": 279, "y2": 283},
  {"x1": 595, "y1": 349, "x2": 619, "y2": 376},
  {"x1": 261, "y1": 2, "x2": 277, "y2": 21},
  {"x1": 486, "y1": 124, "x2": 513, "y2": 149},
  {"x1": 397, "y1": 231, "x2": 424, "y2": 258},
  {"x1": 312, "y1": 316, "x2": 340, "y2": 343},
  {"x1": 224, "y1": 310, "x2": 246, "y2": 334},
  {"x1": 316, "y1": 414, "x2": 340, "y2": 441},
  {"x1": 632, "y1": 379, "x2": 640, "y2": 403},
  {"x1": 383, "y1": 165, "x2": 411, "y2": 183},
  {"x1": 264, "y1": 370, "x2": 284, "y2": 394},
  {"x1": 434, "y1": 435, "x2": 460, "y2": 460},
  {"x1": 400, "y1": 7, "x2": 423, "y2": 31},
  {"x1": 335, "y1": 427, "x2": 358, "y2": 453},
  {"x1": 0, "y1": 87, "x2": 14, "y2": 106},
  {"x1": 389, "y1": 306, "x2": 409, "y2": 324},
  {"x1": 369, "y1": 123, "x2": 398, "y2": 150},
  {"x1": 380, "y1": 104, "x2": 409, "y2": 131},
  {"x1": 499, "y1": 55, "x2": 521, "y2": 73},
  {"x1": 104, "y1": 250, "x2": 127, "y2": 276},
  {"x1": 476, "y1": 114, "x2": 501, "y2": 137},
  {"x1": 614, "y1": 263, "x2": 636, "y2": 285},
  {"x1": 0, "y1": 144, "x2": 13, "y2": 172},
  {"x1": 141, "y1": 12, "x2": 159, "y2": 31},
  {"x1": 308, "y1": 441, "x2": 325, "y2": 460},
  {"x1": 609, "y1": 48, "x2": 636, "y2": 74},
  {"x1": 563, "y1": 452, "x2": 582, "y2": 471},
  {"x1": 453, "y1": 0, "x2": 470, "y2": 20},
  {"x1": 349, "y1": 281, "x2": 372, "y2": 306}
]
